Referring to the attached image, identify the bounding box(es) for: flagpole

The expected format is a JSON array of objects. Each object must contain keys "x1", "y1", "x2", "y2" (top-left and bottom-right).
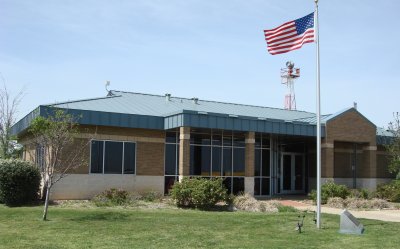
[{"x1": 314, "y1": 0, "x2": 322, "y2": 229}]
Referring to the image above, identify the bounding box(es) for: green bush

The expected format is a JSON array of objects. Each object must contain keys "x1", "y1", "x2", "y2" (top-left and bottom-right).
[
  {"x1": 349, "y1": 188, "x2": 371, "y2": 200},
  {"x1": 170, "y1": 177, "x2": 228, "y2": 208},
  {"x1": 0, "y1": 159, "x2": 41, "y2": 206},
  {"x1": 92, "y1": 188, "x2": 130, "y2": 206},
  {"x1": 139, "y1": 191, "x2": 162, "y2": 202},
  {"x1": 309, "y1": 181, "x2": 350, "y2": 204},
  {"x1": 376, "y1": 180, "x2": 400, "y2": 202}
]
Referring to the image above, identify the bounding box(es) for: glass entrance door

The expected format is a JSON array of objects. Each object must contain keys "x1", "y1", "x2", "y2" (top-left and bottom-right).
[{"x1": 280, "y1": 153, "x2": 304, "y2": 193}]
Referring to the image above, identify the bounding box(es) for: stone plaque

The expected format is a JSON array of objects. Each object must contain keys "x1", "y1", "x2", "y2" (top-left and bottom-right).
[{"x1": 339, "y1": 209, "x2": 364, "y2": 235}]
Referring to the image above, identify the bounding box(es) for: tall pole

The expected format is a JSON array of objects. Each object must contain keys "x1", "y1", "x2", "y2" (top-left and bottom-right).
[{"x1": 315, "y1": 0, "x2": 322, "y2": 229}]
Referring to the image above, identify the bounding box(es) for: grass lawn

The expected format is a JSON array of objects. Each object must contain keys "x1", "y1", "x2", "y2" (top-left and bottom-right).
[{"x1": 1, "y1": 204, "x2": 400, "y2": 249}]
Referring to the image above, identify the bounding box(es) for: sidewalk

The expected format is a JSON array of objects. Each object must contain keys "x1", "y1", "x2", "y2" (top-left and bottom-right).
[{"x1": 278, "y1": 200, "x2": 400, "y2": 223}]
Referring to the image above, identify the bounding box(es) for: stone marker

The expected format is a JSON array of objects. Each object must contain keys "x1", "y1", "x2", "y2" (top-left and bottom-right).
[{"x1": 339, "y1": 209, "x2": 364, "y2": 235}]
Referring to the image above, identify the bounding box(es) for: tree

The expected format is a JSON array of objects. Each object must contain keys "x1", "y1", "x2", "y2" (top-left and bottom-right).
[
  {"x1": 387, "y1": 112, "x2": 400, "y2": 179},
  {"x1": 29, "y1": 109, "x2": 90, "y2": 220},
  {"x1": 0, "y1": 83, "x2": 24, "y2": 159}
]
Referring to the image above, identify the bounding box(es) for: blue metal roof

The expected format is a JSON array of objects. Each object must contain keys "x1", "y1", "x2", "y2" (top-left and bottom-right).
[
  {"x1": 52, "y1": 90, "x2": 318, "y2": 121},
  {"x1": 376, "y1": 127, "x2": 394, "y2": 145},
  {"x1": 11, "y1": 90, "x2": 332, "y2": 137}
]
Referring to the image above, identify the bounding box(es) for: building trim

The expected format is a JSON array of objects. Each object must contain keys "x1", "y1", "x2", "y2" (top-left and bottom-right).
[
  {"x1": 322, "y1": 143, "x2": 334, "y2": 148},
  {"x1": 12, "y1": 106, "x2": 327, "y2": 138},
  {"x1": 363, "y1": 146, "x2": 377, "y2": 151}
]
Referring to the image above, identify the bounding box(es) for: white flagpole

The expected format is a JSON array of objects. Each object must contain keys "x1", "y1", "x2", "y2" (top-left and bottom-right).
[{"x1": 314, "y1": 0, "x2": 322, "y2": 229}]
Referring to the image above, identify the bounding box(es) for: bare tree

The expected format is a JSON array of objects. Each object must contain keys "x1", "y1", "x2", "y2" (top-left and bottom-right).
[
  {"x1": 387, "y1": 112, "x2": 400, "y2": 179},
  {"x1": 29, "y1": 109, "x2": 91, "y2": 220},
  {"x1": 0, "y1": 82, "x2": 24, "y2": 159}
]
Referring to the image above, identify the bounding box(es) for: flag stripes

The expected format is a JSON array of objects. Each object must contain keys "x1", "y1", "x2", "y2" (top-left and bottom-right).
[{"x1": 264, "y1": 12, "x2": 315, "y2": 55}]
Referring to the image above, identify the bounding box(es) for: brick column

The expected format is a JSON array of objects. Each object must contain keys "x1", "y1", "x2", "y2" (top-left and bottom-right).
[
  {"x1": 321, "y1": 141, "x2": 334, "y2": 178},
  {"x1": 364, "y1": 144, "x2": 377, "y2": 189},
  {"x1": 178, "y1": 127, "x2": 190, "y2": 181},
  {"x1": 244, "y1": 132, "x2": 255, "y2": 195}
]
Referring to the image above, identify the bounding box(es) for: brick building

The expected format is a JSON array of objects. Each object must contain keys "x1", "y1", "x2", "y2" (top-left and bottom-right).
[{"x1": 11, "y1": 90, "x2": 394, "y2": 199}]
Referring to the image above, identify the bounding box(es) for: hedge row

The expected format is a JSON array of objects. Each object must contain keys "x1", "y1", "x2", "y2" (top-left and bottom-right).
[{"x1": 0, "y1": 159, "x2": 41, "y2": 206}]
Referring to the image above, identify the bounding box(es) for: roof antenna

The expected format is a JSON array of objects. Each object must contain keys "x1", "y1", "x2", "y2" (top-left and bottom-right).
[{"x1": 105, "y1": 81, "x2": 113, "y2": 96}]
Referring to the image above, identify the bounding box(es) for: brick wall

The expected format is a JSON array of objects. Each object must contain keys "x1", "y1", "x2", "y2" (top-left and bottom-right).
[
  {"x1": 18, "y1": 125, "x2": 166, "y2": 176},
  {"x1": 136, "y1": 141, "x2": 164, "y2": 176},
  {"x1": 324, "y1": 109, "x2": 377, "y2": 178},
  {"x1": 325, "y1": 109, "x2": 376, "y2": 145}
]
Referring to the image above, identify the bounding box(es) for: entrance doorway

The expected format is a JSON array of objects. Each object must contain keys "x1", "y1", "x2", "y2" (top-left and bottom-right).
[{"x1": 280, "y1": 153, "x2": 304, "y2": 194}]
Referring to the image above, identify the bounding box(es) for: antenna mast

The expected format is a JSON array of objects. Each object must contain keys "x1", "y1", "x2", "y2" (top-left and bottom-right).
[{"x1": 281, "y1": 61, "x2": 300, "y2": 110}]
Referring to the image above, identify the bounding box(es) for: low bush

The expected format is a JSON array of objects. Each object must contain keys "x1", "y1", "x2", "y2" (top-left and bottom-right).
[
  {"x1": 326, "y1": 197, "x2": 391, "y2": 210},
  {"x1": 327, "y1": 197, "x2": 345, "y2": 209},
  {"x1": 233, "y1": 193, "x2": 279, "y2": 212},
  {"x1": 345, "y1": 198, "x2": 390, "y2": 210},
  {"x1": 376, "y1": 180, "x2": 400, "y2": 202},
  {"x1": 170, "y1": 177, "x2": 228, "y2": 209},
  {"x1": 0, "y1": 159, "x2": 41, "y2": 206},
  {"x1": 92, "y1": 188, "x2": 130, "y2": 206},
  {"x1": 349, "y1": 188, "x2": 371, "y2": 200},
  {"x1": 309, "y1": 180, "x2": 350, "y2": 204},
  {"x1": 139, "y1": 191, "x2": 162, "y2": 202}
]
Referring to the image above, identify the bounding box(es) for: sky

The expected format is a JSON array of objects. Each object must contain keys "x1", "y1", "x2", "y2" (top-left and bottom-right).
[{"x1": 1, "y1": 0, "x2": 399, "y2": 128}]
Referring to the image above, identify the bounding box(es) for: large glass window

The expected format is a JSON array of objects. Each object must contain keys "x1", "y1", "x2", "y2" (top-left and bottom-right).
[
  {"x1": 222, "y1": 147, "x2": 232, "y2": 176},
  {"x1": 90, "y1": 140, "x2": 136, "y2": 174},
  {"x1": 233, "y1": 148, "x2": 245, "y2": 176},
  {"x1": 104, "y1": 141, "x2": 123, "y2": 174},
  {"x1": 190, "y1": 146, "x2": 211, "y2": 176},
  {"x1": 211, "y1": 147, "x2": 222, "y2": 176},
  {"x1": 90, "y1": 140, "x2": 103, "y2": 173},
  {"x1": 190, "y1": 130, "x2": 245, "y2": 195},
  {"x1": 35, "y1": 145, "x2": 46, "y2": 172},
  {"x1": 165, "y1": 131, "x2": 179, "y2": 194},
  {"x1": 124, "y1": 142, "x2": 136, "y2": 174},
  {"x1": 254, "y1": 134, "x2": 271, "y2": 196},
  {"x1": 165, "y1": 144, "x2": 177, "y2": 175}
]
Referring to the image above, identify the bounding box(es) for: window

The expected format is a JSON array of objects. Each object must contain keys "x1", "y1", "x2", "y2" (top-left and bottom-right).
[
  {"x1": 90, "y1": 140, "x2": 136, "y2": 174},
  {"x1": 165, "y1": 131, "x2": 179, "y2": 194},
  {"x1": 254, "y1": 134, "x2": 271, "y2": 196},
  {"x1": 35, "y1": 145, "x2": 46, "y2": 171},
  {"x1": 190, "y1": 130, "x2": 245, "y2": 195},
  {"x1": 123, "y1": 143, "x2": 136, "y2": 174}
]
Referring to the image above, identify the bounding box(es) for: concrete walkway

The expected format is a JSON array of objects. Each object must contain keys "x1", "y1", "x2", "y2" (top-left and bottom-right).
[{"x1": 278, "y1": 200, "x2": 400, "y2": 223}]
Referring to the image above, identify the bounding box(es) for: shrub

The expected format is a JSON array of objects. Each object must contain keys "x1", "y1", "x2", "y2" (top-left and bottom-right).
[
  {"x1": 309, "y1": 180, "x2": 350, "y2": 204},
  {"x1": 139, "y1": 191, "x2": 162, "y2": 202},
  {"x1": 327, "y1": 197, "x2": 345, "y2": 209},
  {"x1": 326, "y1": 197, "x2": 391, "y2": 210},
  {"x1": 345, "y1": 198, "x2": 390, "y2": 210},
  {"x1": 0, "y1": 159, "x2": 41, "y2": 206},
  {"x1": 376, "y1": 180, "x2": 400, "y2": 202},
  {"x1": 170, "y1": 177, "x2": 228, "y2": 208},
  {"x1": 92, "y1": 188, "x2": 130, "y2": 206},
  {"x1": 349, "y1": 188, "x2": 371, "y2": 200},
  {"x1": 233, "y1": 193, "x2": 279, "y2": 212}
]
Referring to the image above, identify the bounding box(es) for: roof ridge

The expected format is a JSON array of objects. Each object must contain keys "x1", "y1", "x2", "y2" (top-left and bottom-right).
[
  {"x1": 47, "y1": 95, "x2": 121, "y2": 106},
  {"x1": 110, "y1": 90, "x2": 315, "y2": 114}
]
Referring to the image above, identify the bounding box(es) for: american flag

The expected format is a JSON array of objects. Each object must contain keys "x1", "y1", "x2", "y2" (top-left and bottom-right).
[{"x1": 264, "y1": 12, "x2": 315, "y2": 55}]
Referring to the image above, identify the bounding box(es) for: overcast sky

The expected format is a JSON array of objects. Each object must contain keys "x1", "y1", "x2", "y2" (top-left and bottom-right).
[{"x1": 1, "y1": 0, "x2": 399, "y2": 127}]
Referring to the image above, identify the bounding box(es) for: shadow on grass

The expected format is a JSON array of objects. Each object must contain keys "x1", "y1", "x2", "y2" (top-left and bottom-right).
[
  {"x1": 2, "y1": 200, "x2": 44, "y2": 208},
  {"x1": 177, "y1": 204, "x2": 234, "y2": 212},
  {"x1": 361, "y1": 220, "x2": 390, "y2": 227},
  {"x1": 70, "y1": 212, "x2": 130, "y2": 222}
]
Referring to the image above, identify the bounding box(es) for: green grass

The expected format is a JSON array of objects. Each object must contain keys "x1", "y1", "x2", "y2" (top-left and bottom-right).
[{"x1": 1, "y1": 205, "x2": 400, "y2": 249}]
